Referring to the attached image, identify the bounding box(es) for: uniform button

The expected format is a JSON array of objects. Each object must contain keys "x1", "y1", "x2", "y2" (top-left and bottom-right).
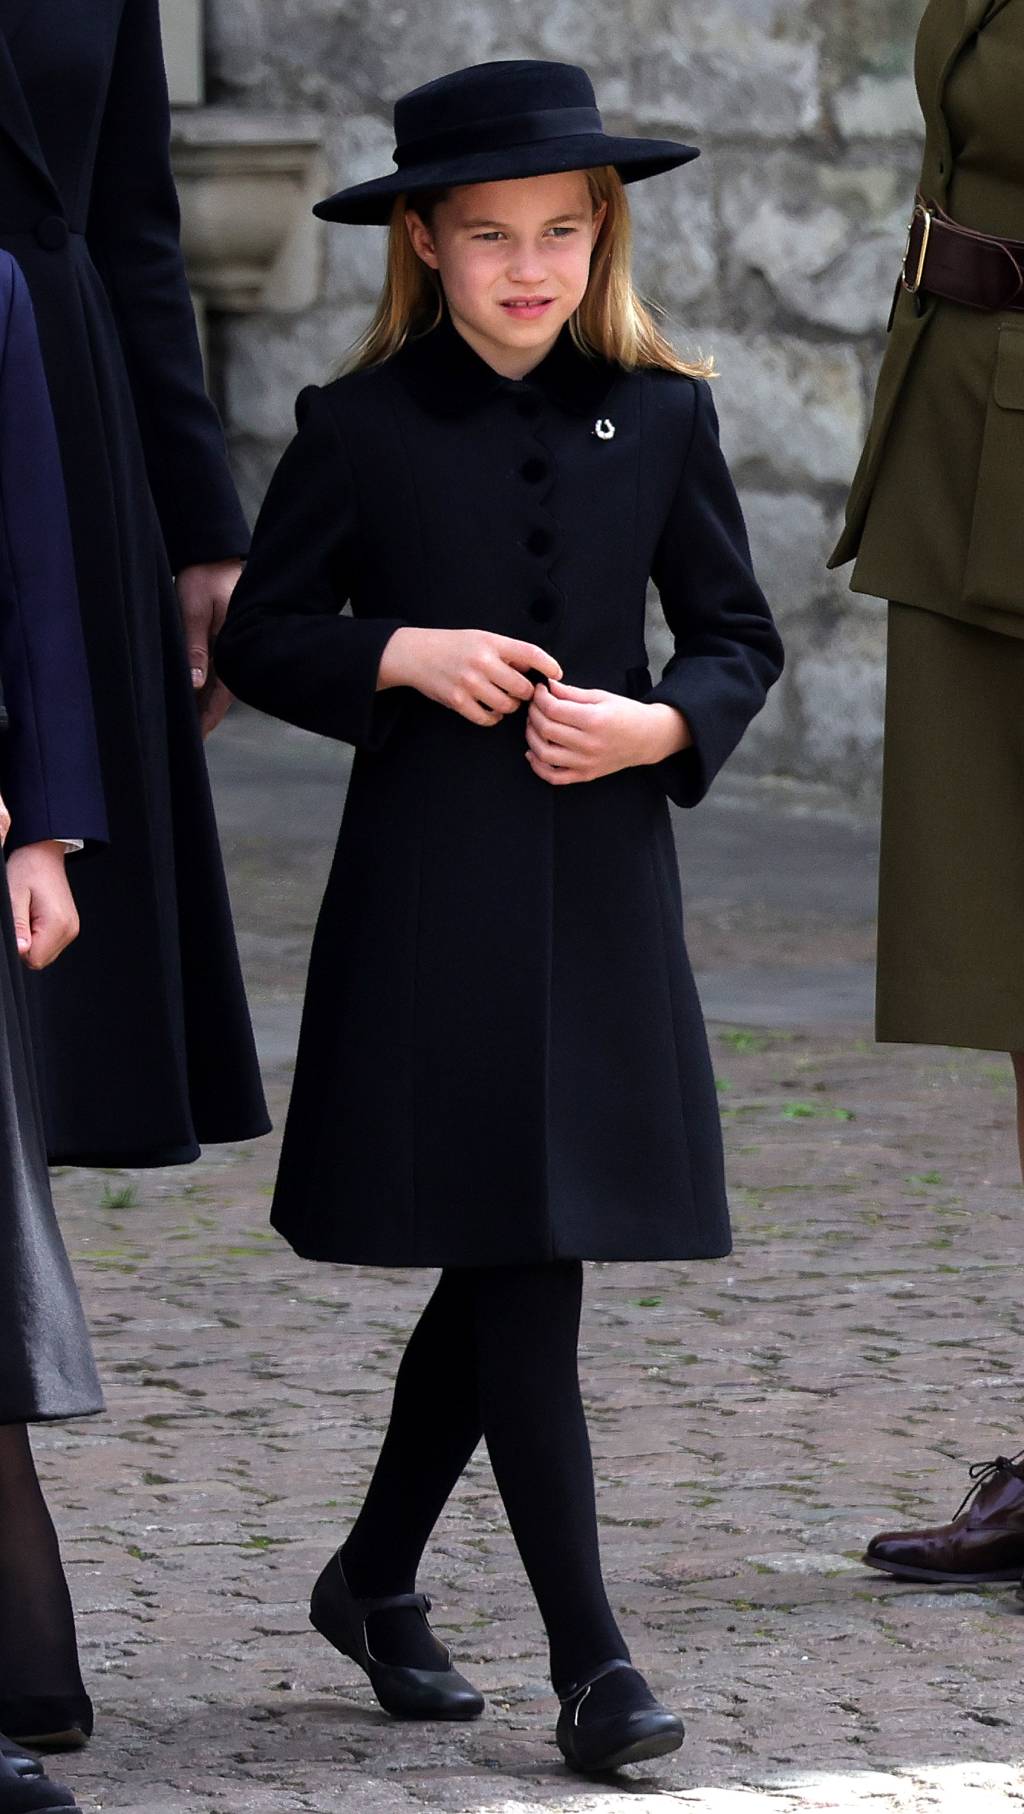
[
  {"x1": 35, "y1": 215, "x2": 69, "y2": 250},
  {"x1": 515, "y1": 393, "x2": 542, "y2": 420},
  {"x1": 525, "y1": 527, "x2": 553, "y2": 557},
  {"x1": 520, "y1": 456, "x2": 549, "y2": 483},
  {"x1": 529, "y1": 595, "x2": 557, "y2": 623}
]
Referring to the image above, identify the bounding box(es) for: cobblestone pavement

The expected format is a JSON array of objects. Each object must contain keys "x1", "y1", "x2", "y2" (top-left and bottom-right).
[{"x1": 38, "y1": 717, "x2": 1024, "y2": 1813}]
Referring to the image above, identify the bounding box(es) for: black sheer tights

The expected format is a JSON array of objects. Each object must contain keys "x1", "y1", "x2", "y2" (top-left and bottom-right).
[
  {"x1": 340, "y1": 1261, "x2": 629, "y2": 1693},
  {"x1": 0, "y1": 1423, "x2": 88, "y2": 1735}
]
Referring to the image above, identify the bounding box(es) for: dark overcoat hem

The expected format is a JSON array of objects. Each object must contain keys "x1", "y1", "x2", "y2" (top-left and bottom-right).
[{"x1": 271, "y1": 1219, "x2": 735, "y2": 1268}]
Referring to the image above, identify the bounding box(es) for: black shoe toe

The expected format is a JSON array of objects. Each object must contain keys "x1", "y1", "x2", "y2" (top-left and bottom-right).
[
  {"x1": 0, "y1": 1734, "x2": 79, "y2": 1810},
  {"x1": 309, "y1": 1551, "x2": 485, "y2": 1721},
  {"x1": 556, "y1": 1663, "x2": 684, "y2": 1775}
]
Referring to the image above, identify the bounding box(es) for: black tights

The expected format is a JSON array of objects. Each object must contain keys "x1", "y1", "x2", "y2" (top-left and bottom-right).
[
  {"x1": 340, "y1": 1261, "x2": 629, "y2": 1692},
  {"x1": 0, "y1": 1424, "x2": 87, "y2": 1731}
]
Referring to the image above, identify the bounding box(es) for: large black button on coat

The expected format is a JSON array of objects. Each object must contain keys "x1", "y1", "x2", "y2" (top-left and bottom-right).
[
  {"x1": 0, "y1": 0, "x2": 269, "y2": 1162},
  {"x1": 217, "y1": 317, "x2": 784, "y2": 1268},
  {"x1": 34, "y1": 214, "x2": 68, "y2": 250}
]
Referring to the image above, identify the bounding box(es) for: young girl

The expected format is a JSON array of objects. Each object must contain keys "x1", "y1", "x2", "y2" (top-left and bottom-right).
[{"x1": 217, "y1": 58, "x2": 783, "y2": 1775}]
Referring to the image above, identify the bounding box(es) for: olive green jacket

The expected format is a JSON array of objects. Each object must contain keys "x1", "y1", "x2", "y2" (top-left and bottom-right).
[{"x1": 830, "y1": 0, "x2": 1024, "y2": 629}]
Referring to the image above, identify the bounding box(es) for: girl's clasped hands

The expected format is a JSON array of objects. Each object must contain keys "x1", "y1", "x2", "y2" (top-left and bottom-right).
[{"x1": 378, "y1": 624, "x2": 691, "y2": 783}]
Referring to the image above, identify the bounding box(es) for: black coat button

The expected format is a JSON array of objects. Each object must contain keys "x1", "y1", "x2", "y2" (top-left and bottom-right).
[
  {"x1": 35, "y1": 215, "x2": 69, "y2": 251},
  {"x1": 525, "y1": 527, "x2": 553, "y2": 557},
  {"x1": 529, "y1": 595, "x2": 557, "y2": 623},
  {"x1": 516, "y1": 393, "x2": 542, "y2": 420},
  {"x1": 520, "y1": 457, "x2": 548, "y2": 483}
]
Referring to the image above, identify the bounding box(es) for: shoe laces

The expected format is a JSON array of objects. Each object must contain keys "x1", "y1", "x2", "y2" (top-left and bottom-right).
[{"x1": 952, "y1": 1447, "x2": 1024, "y2": 1521}]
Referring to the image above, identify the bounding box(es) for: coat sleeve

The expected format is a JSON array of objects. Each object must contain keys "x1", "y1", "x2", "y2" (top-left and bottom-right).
[
  {"x1": 646, "y1": 379, "x2": 784, "y2": 808},
  {"x1": 214, "y1": 386, "x2": 407, "y2": 750},
  {"x1": 85, "y1": 0, "x2": 250, "y2": 575},
  {"x1": 0, "y1": 259, "x2": 108, "y2": 852}
]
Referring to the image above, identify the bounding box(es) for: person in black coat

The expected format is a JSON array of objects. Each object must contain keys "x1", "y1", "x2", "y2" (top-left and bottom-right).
[
  {"x1": 0, "y1": 249, "x2": 107, "y2": 1810},
  {"x1": 217, "y1": 62, "x2": 784, "y2": 1774},
  {"x1": 0, "y1": 0, "x2": 268, "y2": 1163}
]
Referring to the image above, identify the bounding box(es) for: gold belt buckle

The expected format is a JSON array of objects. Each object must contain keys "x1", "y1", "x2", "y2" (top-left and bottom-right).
[{"x1": 901, "y1": 202, "x2": 933, "y2": 294}]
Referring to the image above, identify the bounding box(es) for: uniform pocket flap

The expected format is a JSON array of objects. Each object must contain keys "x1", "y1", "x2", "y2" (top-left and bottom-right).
[{"x1": 994, "y1": 327, "x2": 1024, "y2": 410}]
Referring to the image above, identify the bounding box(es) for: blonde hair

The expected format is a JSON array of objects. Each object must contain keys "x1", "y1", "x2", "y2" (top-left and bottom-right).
[{"x1": 342, "y1": 167, "x2": 713, "y2": 380}]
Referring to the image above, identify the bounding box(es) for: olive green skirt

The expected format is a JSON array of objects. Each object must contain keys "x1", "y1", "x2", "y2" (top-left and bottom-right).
[{"x1": 877, "y1": 601, "x2": 1024, "y2": 1051}]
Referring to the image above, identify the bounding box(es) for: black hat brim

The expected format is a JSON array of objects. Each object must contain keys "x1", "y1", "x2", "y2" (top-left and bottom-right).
[{"x1": 313, "y1": 135, "x2": 700, "y2": 225}]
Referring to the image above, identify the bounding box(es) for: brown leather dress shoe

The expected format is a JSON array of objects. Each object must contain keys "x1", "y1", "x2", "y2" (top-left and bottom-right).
[{"x1": 865, "y1": 1451, "x2": 1024, "y2": 1583}]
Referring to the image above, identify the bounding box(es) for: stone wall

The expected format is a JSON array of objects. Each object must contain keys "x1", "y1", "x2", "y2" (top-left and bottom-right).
[{"x1": 203, "y1": 0, "x2": 928, "y2": 795}]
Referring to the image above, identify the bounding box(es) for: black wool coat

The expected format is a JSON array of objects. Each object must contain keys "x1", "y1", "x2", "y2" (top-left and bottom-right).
[
  {"x1": 0, "y1": 0, "x2": 268, "y2": 1164},
  {"x1": 0, "y1": 250, "x2": 104, "y2": 1422},
  {"x1": 217, "y1": 315, "x2": 784, "y2": 1267}
]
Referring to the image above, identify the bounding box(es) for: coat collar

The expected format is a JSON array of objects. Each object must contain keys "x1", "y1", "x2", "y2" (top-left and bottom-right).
[
  {"x1": 0, "y1": 4, "x2": 62, "y2": 208},
  {"x1": 390, "y1": 308, "x2": 621, "y2": 419}
]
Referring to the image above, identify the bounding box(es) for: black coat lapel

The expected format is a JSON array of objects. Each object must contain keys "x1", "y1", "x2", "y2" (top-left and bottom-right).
[{"x1": 0, "y1": 6, "x2": 61, "y2": 205}]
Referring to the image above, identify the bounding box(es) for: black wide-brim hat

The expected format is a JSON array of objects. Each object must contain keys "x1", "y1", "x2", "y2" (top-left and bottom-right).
[{"x1": 314, "y1": 60, "x2": 700, "y2": 225}]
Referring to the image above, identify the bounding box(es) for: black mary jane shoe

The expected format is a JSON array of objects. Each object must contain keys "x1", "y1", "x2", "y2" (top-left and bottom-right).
[
  {"x1": 556, "y1": 1659, "x2": 685, "y2": 1775},
  {"x1": 309, "y1": 1552, "x2": 484, "y2": 1721},
  {"x1": 0, "y1": 1700, "x2": 92, "y2": 1756},
  {"x1": 0, "y1": 1732, "x2": 78, "y2": 1811}
]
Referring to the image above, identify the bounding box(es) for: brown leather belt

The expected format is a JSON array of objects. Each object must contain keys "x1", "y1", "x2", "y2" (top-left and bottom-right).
[{"x1": 901, "y1": 194, "x2": 1024, "y2": 311}]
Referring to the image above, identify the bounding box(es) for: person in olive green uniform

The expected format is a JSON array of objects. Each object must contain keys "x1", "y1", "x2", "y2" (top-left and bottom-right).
[{"x1": 831, "y1": 0, "x2": 1024, "y2": 1586}]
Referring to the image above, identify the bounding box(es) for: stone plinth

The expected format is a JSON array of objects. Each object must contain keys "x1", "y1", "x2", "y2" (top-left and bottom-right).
[{"x1": 172, "y1": 111, "x2": 327, "y2": 315}]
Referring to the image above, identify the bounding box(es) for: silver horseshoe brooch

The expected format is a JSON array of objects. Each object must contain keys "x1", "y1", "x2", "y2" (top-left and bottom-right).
[{"x1": 593, "y1": 417, "x2": 615, "y2": 441}]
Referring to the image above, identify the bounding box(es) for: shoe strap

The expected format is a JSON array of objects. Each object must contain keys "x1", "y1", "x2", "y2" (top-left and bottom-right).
[
  {"x1": 354, "y1": 1589, "x2": 432, "y2": 1619},
  {"x1": 558, "y1": 1656, "x2": 633, "y2": 1704}
]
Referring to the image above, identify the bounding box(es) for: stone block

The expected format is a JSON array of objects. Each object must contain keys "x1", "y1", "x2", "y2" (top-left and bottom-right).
[
  {"x1": 792, "y1": 607, "x2": 886, "y2": 788},
  {"x1": 630, "y1": 157, "x2": 718, "y2": 314},
  {"x1": 205, "y1": 0, "x2": 270, "y2": 99},
  {"x1": 208, "y1": 0, "x2": 365, "y2": 110},
  {"x1": 706, "y1": 333, "x2": 865, "y2": 489},
  {"x1": 320, "y1": 115, "x2": 396, "y2": 303},
  {"x1": 738, "y1": 490, "x2": 850, "y2": 622},
  {"x1": 632, "y1": 0, "x2": 823, "y2": 138},
  {"x1": 833, "y1": 73, "x2": 921, "y2": 139},
  {"x1": 172, "y1": 111, "x2": 328, "y2": 314},
  {"x1": 821, "y1": 0, "x2": 924, "y2": 86},
  {"x1": 371, "y1": 0, "x2": 629, "y2": 99},
  {"x1": 718, "y1": 149, "x2": 920, "y2": 333},
  {"x1": 223, "y1": 304, "x2": 369, "y2": 443}
]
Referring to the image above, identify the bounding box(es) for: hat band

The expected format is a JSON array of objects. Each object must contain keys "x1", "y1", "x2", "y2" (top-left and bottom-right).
[{"x1": 393, "y1": 105, "x2": 604, "y2": 172}]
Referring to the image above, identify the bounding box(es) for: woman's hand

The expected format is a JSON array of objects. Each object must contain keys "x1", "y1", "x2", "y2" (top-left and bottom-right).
[
  {"x1": 0, "y1": 790, "x2": 10, "y2": 848},
  {"x1": 176, "y1": 559, "x2": 245, "y2": 738},
  {"x1": 378, "y1": 627, "x2": 562, "y2": 726},
  {"x1": 525, "y1": 678, "x2": 691, "y2": 785},
  {"x1": 5, "y1": 842, "x2": 80, "y2": 968}
]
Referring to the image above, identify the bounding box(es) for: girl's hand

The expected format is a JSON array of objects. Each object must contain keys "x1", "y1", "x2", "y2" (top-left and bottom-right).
[
  {"x1": 526, "y1": 677, "x2": 691, "y2": 785},
  {"x1": 0, "y1": 790, "x2": 10, "y2": 848},
  {"x1": 5, "y1": 841, "x2": 80, "y2": 968},
  {"x1": 378, "y1": 627, "x2": 562, "y2": 726},
  {"x1": 176, "y1": 559, "x2": 245, "y2": 738}
]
